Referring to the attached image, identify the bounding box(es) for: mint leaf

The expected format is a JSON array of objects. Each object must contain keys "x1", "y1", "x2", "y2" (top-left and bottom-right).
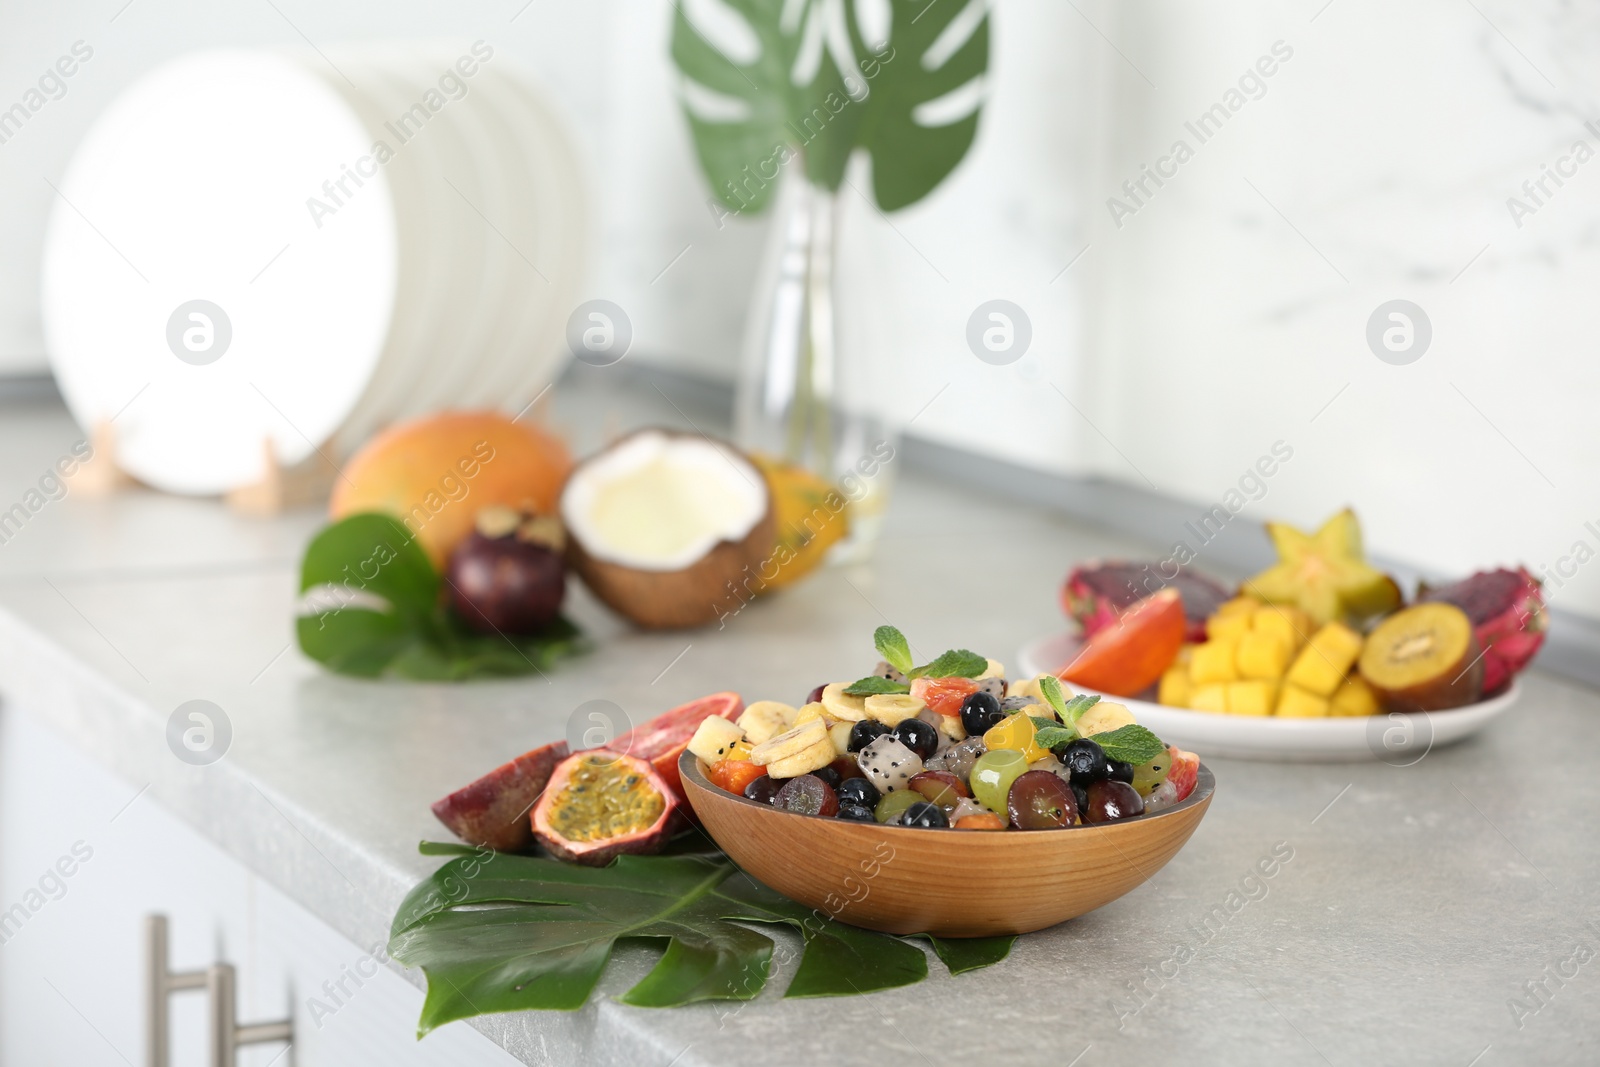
[
  {"x1": 1038, "y1": 675, "x2": 1068, "y2": 717},
  {"x1": 910, "y1": 649, "x2": 988, "y2": 679},
  {"x1": 1090, "y1": 724, "x2": 1166, "y2": 766},
  {"x1": 1027, "y1": 715, "x2": 1061, "y2": 732},
  {"x1": 843, "y1": 676, "x2": 911, "y2": 697},
  {"x1": 873, "y1": 626, "x2": 915, "y2": 676},
  {"x1": 1034, "y1": 726, "x2": 1075, "y2": 751},
  {"x1": 1062, "y1": 693, "x2": 1101, "y2": 725}
]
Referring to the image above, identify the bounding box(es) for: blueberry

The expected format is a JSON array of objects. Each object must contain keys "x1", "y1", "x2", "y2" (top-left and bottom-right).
[
  {"x1": 848, "y1": 720, "x2": 892, "y2": 753},
  {"x1": 901, "y1": 801, "x2": 949, "y2": 829},
  {"x1": 1106, "y1": 759, "x2": 1135, "y2": 785},
  {"x1": 893, "y1": 718, "x2": 939, "y2": 760},
  {"x1": 812, "y1": 765, "x2": 842, "y2": 790},
  {"x1": 1071, "y1": 781, "x2": 1089, "y2": 816},
  {"x1": 1060, "y1": 738, "x2": 1109, "y2": 785},
  {"x1": 837, "y1": 777, "x2": 880, "y2": 809},
  {"x1": 960, "y1": 691, "x2": 1005, "y2": 737},
  {"x1": 837, "y1": 803, "x2": 877, "y2": 822},
  {"x1": 743, "y1": 776, "x2": 780, "y2": 804}
]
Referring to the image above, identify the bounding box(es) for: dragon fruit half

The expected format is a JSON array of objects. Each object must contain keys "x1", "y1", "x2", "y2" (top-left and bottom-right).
[
  {"x1": 1418, "y1": 567, "x2": 1547, "y2": 696},
  {"x1": 1062, "y1": 561, "x2": 1230, "y2": 643}
]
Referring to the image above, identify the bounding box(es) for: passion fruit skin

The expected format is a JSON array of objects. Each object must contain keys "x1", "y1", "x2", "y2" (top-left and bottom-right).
[
  {"x1": 447, "y1": 530, "x2": 565, "y2": 634},
  {"x1": 531, "y1": 750, "x2": 678, "y2": 866}
]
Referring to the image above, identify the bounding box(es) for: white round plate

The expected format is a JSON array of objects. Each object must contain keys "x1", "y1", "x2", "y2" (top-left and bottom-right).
[
  {"x1": 42, "y1": 50, "x2": 397, "y2": 495},
  {"x1": 1016, "y1": 630, "x2": 1522, "y2": 762}
]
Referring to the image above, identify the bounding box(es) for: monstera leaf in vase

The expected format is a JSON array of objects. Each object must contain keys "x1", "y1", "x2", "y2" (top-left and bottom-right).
[
  {"x1": 672, "y1": 0, "x2": 990, "y2": 212},
  {"x1": 671, "y1": 0, "x2": 991, "y2": 564}
]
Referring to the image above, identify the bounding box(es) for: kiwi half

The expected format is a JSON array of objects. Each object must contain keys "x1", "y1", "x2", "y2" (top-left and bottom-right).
[{"x1": 1358, "y1": 603, "x2": 1483, "y2": 712}]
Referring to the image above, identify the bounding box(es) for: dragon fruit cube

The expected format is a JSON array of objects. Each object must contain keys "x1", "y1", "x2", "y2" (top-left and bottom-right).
[{"x1": 857, "y1": 736, "x2": 923, "y2": 794}]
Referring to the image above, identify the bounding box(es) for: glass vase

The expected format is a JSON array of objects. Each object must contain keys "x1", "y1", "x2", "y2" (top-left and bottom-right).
[{"x1": 733, "y1": 175, "x2": 897, "y2": 563}]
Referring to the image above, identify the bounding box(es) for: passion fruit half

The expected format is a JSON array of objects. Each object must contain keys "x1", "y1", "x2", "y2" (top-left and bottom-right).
[
  {"x1": 531, "y1": 750, "x2": 677, "y2": 866},
  {"x1": 1358, "y1": 603, "x2": 1484, "y2": 712}
]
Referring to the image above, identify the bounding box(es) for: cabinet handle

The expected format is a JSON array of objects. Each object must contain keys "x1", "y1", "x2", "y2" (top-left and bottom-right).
[
  {"x1": 206, "y1": 963, "x2": 292, "y2": 1067},
  {"x1": 144, "y1": 915, "x2": 208, "y2": 1067}
]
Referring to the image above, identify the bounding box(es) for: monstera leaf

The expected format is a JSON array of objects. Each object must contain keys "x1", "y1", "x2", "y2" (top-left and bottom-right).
[
  {"x1": 672, "y1": 0, "x2": 990, "y2": 213},
  {"x1": 389, "y1": 846, "x2": 1013, "y2": 1032}
]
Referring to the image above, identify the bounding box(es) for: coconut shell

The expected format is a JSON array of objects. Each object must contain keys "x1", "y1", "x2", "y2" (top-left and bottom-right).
[{"x1": 562, "y1": 431, "x2": 778, "y2": 629}]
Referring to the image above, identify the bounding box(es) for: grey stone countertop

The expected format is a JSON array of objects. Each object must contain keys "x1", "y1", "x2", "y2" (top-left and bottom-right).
[{"x1": 0, "y1": 370, "x2": 1595, "y2": 1066}]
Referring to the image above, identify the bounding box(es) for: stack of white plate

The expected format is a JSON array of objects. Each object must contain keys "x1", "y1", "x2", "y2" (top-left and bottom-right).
[{"x1": 41, "y1": 44, "x2": 587, "y2": 496}]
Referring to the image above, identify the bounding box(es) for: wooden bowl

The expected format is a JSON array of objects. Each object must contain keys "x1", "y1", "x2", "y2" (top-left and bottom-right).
[{"x1": 679, "y1": 752, "x2": 1216, "y2": 937}]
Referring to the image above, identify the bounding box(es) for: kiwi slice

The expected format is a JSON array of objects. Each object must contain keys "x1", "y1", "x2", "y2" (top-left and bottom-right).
[{"x1": 1358, "y1": 603, "x2": 1483, "y2": 712}]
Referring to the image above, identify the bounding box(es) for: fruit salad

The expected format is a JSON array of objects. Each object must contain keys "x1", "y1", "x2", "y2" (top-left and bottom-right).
[
  {"x1": 689, "y1": 626, "x2": 1202, "y2": 829},
  {"x1": 1060, "y1": 510, "x2": 1547, "y2": 718}
]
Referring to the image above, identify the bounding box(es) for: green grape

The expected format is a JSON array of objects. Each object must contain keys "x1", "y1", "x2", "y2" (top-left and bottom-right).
[
  {"x1": 969, "y1": 749, "x2": 1029, "y2": 814},
  {"x1": 875, "y1": 790, "x2": 921, "y2": 824},
  {"x1": 1131, "y1": 750, "x2": 1171, "y2": 798}
]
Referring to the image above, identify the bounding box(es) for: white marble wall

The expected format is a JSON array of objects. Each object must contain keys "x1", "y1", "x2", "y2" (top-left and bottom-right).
[{"x1": 2, "y1": 0, "x2": 1595, "y2": 620}]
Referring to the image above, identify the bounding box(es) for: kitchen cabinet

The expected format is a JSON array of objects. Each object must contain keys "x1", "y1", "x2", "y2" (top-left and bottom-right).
[{"x1": 0, "y1": 709, "x2": 518, "y2": 1067}]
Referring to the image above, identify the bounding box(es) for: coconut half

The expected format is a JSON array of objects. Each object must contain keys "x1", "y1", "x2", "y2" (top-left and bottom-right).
[{"x1": 561, "y1": 429, "x2": 775, "y2": 628}]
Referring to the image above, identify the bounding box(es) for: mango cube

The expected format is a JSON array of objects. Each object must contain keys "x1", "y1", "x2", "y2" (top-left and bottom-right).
[
  {"x1": 1226, "y1": 680, "x2": 1278, "y2": 716},
  {"x1": 1285, "y1": 622, "x2": 1364, "y2": 696},
  {"x1": 793, "y1": 703, "x2": 826, "y2": 727},
  {"x1": 1189, "y1": 683, "x2": 1229, "y2": 714},
  {"x1": 1276, "y1": 684, "x2": 1330, "y2": 718},
  {"x1": 1331, "y1": 676, "x2": 1381, "y2": 717},
  {"x1": 983, "y1": 712, "x2": 1049, "y2": 762},
  {"x1": 1252, "y1": 606, "x2": 1312, "y2": 653},
  {"x1": 1174, "y1": 643, "x2": 1197, "y2": 667},
  {"x1": 1158, "y1": 665, "x2": 1192, "y2": 707},
  {"x1": 1236, "y1": 630, "x2": 1291, "y2": 680},
  {"x1": 1206, "y1": 613, "x2": 1254, "y2": 642},
  {"x1": 1190, "y1": 638, "x2": 1240, "y2": 684},
  {"x1": 1215, "y1": 596, "x2": 1262, "y2": 617}
]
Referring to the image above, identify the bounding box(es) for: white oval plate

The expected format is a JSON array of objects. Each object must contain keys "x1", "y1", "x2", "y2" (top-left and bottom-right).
[{"x1": 1017, "y1": 630, "x2": 1522, "y2": 762}]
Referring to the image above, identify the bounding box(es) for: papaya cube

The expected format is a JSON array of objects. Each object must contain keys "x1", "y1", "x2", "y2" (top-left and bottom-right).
[
  {"x1": 1225, "y1": 681, "x2": 1277, "y2": 716},
  {"x1": 1236, "y1": 631, "x2": 1290, "y2": 681},
  {"x1": 1189, "y1": 683, "x2": 1229, "y2": 714},
  {"x1": 1206, "y1": 613, "x2": 1254, "y2": 642},
  {"x1": 1158, "y1": 665, "x2": 1192, "y2": 707},
  {"x1": 1190, "y1": 638, "x2": 1239, "y2": 684},
  {"x1": 1331, "y1": 675, "x2": 1381, "y2": 717},
  {"x1": 1252, "y1": 606, "x2": 1311, "y2": 653},
  {"x1": 1276, "y1": 683, "x2": 1330, "y2": 718},
  {"x1": 1285, "y1": 622, "x2": 1365, "y2": 696}
]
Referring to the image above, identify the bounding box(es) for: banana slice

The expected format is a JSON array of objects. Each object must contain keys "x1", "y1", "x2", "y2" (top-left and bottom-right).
[
  {"x1": 864, "y1": 693, "x2": 925, "y2": 726},
  {"x1": 737, "y1": 701, "x2": 796, "y2": 744},
  {"x1": 933, "y1": 711, "x2": 967, "y2": 743},
  {"x1": 687, "y1": 716, "x2": 746, "y2": 763},
  {"x1": 765, "y1": 736, "x2": 837, "y2": 779},
  {"x1": 820, "y1": 683, "x2": 868, "y2": 722},
  {"x1": 749, "y1": 718, "x2": 828, "y2": 765},
  {"x1": 980, "y1": 658, "x2": 1006, "y2": 679},
  {"x1": 1009, "y1": 674, "x2": 1070, "y2": 704}
]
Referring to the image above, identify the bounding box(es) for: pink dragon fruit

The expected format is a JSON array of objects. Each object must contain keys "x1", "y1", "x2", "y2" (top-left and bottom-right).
[
  {"x1": 1418, "y1": 567, "x2": 1547, "y2": 696},
  {"x1": 1062, "y1": 561, "x2": 1229, "y2": 644}
]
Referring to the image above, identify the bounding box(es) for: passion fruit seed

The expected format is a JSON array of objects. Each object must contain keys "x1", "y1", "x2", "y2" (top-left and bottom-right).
[{"x1": 545, "y1": 756, "x2": 665, "y2": 842}]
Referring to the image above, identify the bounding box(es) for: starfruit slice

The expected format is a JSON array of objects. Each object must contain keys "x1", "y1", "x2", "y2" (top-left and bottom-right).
[{"x1": 1243, "y1": 509, "x2": 1400, "y2": 626}]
